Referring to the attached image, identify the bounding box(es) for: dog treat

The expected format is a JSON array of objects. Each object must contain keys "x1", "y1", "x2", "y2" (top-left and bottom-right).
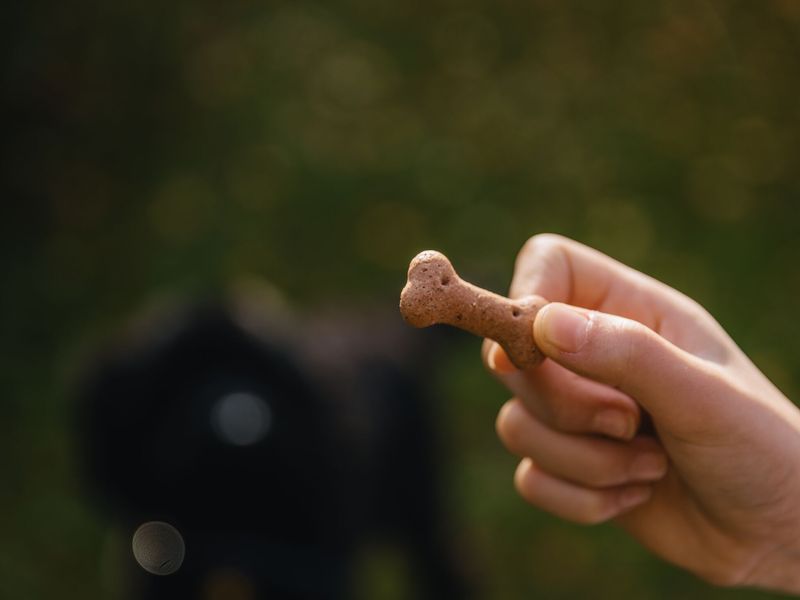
[{"x1": 399, "y1": 250, "x2": 548, "y2": 369}]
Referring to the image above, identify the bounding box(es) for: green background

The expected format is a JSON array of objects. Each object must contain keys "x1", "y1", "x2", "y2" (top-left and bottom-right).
[{"x1": 3, "y1": 0, "x2": 800, "y2": 597}]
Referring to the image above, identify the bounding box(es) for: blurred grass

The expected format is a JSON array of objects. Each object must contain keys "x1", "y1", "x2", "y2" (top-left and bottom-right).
[{"x1": 3, "y1": 0, "x2": 800, "y2": 597}]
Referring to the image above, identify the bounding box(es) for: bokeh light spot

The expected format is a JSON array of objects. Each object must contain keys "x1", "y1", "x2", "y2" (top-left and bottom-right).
[
  {"x1": 211, "y1": 392, "x2": 272, "y2": 447},
  {"x1": 131, "y1": 521, "x2": 185, "y2": 576}
]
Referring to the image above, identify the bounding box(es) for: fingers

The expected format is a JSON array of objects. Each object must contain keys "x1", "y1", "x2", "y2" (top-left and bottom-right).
[
  {"x1": 514, "y1": 458, "x2": 654, "y2": 525},
  {"x1": 533, "y1": 302, "x2": 725, "y2": 432},
  {"x1": 511, "y1": 233, "x2": 618, "y2": 303},
  {"x1": 510, "y1": 233, "x2": 681, "y2": 326},
  {"x1": 483, "y1": 340, "x2": 640, "y2": 440},
  {"x1": 497, "y1": 399, "x2": 667, "y2": 488}
]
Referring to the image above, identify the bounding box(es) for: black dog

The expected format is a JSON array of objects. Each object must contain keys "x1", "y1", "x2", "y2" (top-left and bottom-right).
[{"x1": 75, "y1": 295, "x2": 472, "y2": 599}]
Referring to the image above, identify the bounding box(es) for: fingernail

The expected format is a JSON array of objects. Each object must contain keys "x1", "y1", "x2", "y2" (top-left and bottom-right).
[
  {"x1": 538, "y1": 304, "x2": 589, "y2": 353},
  {"x1": 592, "y1": 410, "x2": 635, "y2": 439},
  {"x1": 487, "y1": 343, "x2": 498, "y2": 371},
  {"x1": 630, "y1": 453, "x2": 668, "y2": 480},
  {"x1": 620, "y1": 486, "x2": 652, "y2": 509}
]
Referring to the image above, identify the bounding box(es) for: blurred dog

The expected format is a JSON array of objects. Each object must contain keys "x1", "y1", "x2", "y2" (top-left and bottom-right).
[{"x1": 75, "y1": 290, "x2": 472, "y2": 599}]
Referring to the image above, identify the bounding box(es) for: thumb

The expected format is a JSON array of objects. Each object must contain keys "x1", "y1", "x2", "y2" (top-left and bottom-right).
[{"x1": 533, "y1": 302, "x2": 713, "y2": 429}]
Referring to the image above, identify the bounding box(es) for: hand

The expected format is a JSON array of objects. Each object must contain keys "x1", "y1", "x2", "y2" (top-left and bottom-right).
[{"x1": 485, "y1": 233, "x2": 800, "y2": 592}]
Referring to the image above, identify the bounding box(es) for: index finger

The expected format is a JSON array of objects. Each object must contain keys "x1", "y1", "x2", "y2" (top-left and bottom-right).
[{"x1": 510, "y1": 234, "x2": 680, "y2": 328}]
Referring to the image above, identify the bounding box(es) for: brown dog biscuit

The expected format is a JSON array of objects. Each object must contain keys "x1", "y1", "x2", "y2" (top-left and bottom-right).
[{"x1": 399, "y1": 250, "x2": 547, "y2": 369}]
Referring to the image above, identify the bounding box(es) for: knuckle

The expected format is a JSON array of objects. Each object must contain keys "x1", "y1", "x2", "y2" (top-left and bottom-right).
[
  {"x1": 517, "y1": 233, "x2": 565, "y2": 267},
  {"x1": 512, "y1": 233, "x2": 576, "y2": 299},
  {"x1": 546, "y1": 402, "x2": 575, "y2": 432},
  {"x1": 630, "y1": 317, "x2": 660, "y2": 355},
  {"x1": 609, "y1": 318, "x2": 651, "y2": 387}
]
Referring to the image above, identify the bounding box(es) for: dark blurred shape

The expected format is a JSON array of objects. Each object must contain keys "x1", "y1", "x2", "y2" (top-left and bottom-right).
[
  {"x1": 132, "y1": 521, "x2": 185, "y2": 576},
  {"x1": 74, "y1": 292, "x2": 471, "y2": 599}
]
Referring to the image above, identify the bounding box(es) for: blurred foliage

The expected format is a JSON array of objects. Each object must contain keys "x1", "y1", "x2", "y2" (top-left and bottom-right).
[{"x1": 3, "y1": 0, "x2": 800, "y2": 597}]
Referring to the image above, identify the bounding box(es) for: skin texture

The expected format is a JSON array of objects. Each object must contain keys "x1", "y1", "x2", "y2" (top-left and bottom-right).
[{"x1": 485, "y1": 234, "x2": 800, "y2": 593}]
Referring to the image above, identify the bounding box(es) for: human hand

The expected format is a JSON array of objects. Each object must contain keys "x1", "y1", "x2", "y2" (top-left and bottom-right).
[{"x1": 485, "y1": 234, "x2": 800, "y2": 592}]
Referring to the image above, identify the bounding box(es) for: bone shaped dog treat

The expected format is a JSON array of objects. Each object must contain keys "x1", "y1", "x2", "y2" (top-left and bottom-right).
[{"x1": 399, "y1": 250, "x2": 548, "y2": 369}]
